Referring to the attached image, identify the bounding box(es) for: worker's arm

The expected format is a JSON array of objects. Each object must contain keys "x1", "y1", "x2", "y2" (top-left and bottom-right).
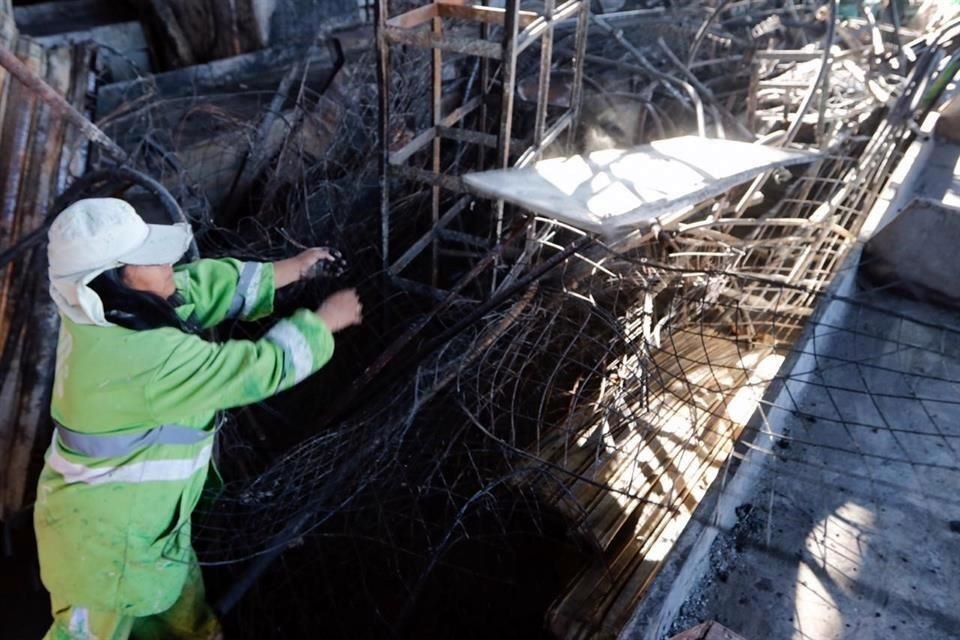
[
  {"x1": 174, "y1": 258, "x2": 276, "y2": 328},
  {"x1": 175, "y1": 250, "x2": 336, "y2": 329},
  {"x1": 146, "y1": 290, "x2": 361, "y2": 421}
]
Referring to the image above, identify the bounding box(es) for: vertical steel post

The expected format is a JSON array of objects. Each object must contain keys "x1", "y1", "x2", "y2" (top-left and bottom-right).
[
  {"x1": 530, "y1": 0, "x2": 556, "y2": 165},
  {"x1": 478, "y1": 0, "x2": 490, "y2": 172},
  {"x1": 491, "y1": 0, "x2": 521, "y2": 291},
  {"x1": 568, "y1": 0, "x2": 589, "y2": 145},
  {"x1": 431, "y1": 15, "x2": 443, "y2": 286},
  {"x1": 375, "y1": 0, "x2": 391, "y2": 269}
]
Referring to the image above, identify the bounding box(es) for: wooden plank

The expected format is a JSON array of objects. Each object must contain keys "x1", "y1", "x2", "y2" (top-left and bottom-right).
[
  {"x1": 0, "y1": 13, "x2": 17, "y2": 180},
  {"x1": 390, "y1": 164, "x2": 467, "y2": 192},
  {"x1": 386, "y1": 3, "x2": 438, "y2": 28},
  {"x1": 390, "y1": 275, "x2": 476, "y2": 302},
  {"x1": 5, "y1": 38, "x2": 54, "y2": 382},
  {"x1": 0, "y1": 16, "x2": 28, "y2": 350},
  {"x1": 28, "y1": 44, "x2": 71, "y2": 234},
  {"x1": 7, "y1": 287, "x2": 58, "y2": 512},
  {"x1": 0, "y1": 37, "x2": 46, "y2": 518},
  {"x1": 59, "y1": 43, "x2": 95, "y2": 190},
  {"x1": 437, "y1": 3, "x2": 539, "y2": 28},
  {"x1": 550, "y1": 427, "x2": 737, "y2": 638},
  {"x1": 4, "y1": 44, "x2": 76, "y2": 513},
  {"x1": 389, "y1": 126, "x2": 436, "y2": 166},
  {"x1": 386, "y1": 1, "x2": 538, "y2": 29},
  {"x1": 133, "y1": 0, "x2": 268, "y2": 67},
  {"x1": 464, "y1": 137, "x2": 819, "y2": 234},
  {"x1": 133, "y1": 0, "x2": 195, "y2": 68},
  {"x1": 533, "y1": 339, "x2": 702, "y2": 505},
  {"x1": 383, "y1": 27, "x2": 502, "y2": 59},
  {"x1": 544, "y1": 334, "x2": 760, "y2": 545},
  {"x1": 0, "y1": 38, "x2": 45, "y2": 342},
  {"x1": 754, "y1": 49, "x2": 852, "y2": 62},
  {"x1": 389, "y1": 195, "x2": 471, "y2": 275},
  {"x1": 0, "y1": 35, "x2": 124, "y2": 163},
  {"x1": 436, "y1": 124, "x2": 497, "y2": 148},
  {"x1": 440, "y1": 94, "x2": 482, "y2": 127},
  {"x1": 436, "y1": 228, "x2": 490, "y2": 248},
  {"x1": 545, "y1": 334, "x2": 784, "y2": 639},
  {"x1": 1, "y1": 42, "x2": 93, "y2": 516},
  {"x1": 587, "y1": 419, "x2": 744, "y2": 634},
  {"x1": 511, "y1": 325, "x2": 781, "y2": 638},
  {"x1": 0, "y1": 327, "x2": 26, "y2": 519}
]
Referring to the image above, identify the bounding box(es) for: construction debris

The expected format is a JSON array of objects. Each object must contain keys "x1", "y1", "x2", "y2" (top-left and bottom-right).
[{"x1": 1, "y1": 1, "x2": 959, "y2": 639}]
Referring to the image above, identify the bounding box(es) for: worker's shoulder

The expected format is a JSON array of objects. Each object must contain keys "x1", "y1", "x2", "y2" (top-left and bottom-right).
[
  {"x1": 63, "y1": 316, "x2": 199, "y2": 365},
  {"x1": 54, "y1": 321, "x2": 201, "y2": 416}
]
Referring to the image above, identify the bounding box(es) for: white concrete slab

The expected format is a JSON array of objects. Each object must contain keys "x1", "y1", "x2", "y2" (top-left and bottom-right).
[{"x1": 463, "y1": 137, "x2": 818, "y2": 234}]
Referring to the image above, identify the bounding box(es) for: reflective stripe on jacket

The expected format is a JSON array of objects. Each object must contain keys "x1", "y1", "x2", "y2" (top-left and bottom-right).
[{"x1": 34, "y1": 258, "x2": 334, "y2": 615}]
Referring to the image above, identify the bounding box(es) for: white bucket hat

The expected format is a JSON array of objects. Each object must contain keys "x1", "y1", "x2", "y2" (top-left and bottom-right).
[{"x1": 48, "y1": 197, "x2": 194, "y2": 326}]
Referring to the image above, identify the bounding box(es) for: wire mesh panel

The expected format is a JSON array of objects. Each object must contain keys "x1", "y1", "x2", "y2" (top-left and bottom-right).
[{"x1": 29, "y1": 3, "x2": 953, "y2": 639}]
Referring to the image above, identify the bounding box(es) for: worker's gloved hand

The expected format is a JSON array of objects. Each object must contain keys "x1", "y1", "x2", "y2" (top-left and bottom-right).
[
  {"x1": 315, "y1": 288, "x2": 363, "y2": 332},
  {"x1": 292, "y1": 247, "x2": 333, "y2": 279},
  {"x1": 306, "y1": 248, "x2": 348, "y2": 279},
  {"x1": 275, "y1": 247, "x2": 348, "y2": 290}
]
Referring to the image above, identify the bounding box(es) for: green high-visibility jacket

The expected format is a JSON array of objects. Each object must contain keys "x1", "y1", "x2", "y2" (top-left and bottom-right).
[{"x1": 34, "y1": 258, "x2": 334, "y2": 616}]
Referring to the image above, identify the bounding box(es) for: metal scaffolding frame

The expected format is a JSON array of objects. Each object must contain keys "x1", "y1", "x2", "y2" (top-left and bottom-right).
[{"x1": 375, "y1": 0, "x2": 589, "y2": 295}]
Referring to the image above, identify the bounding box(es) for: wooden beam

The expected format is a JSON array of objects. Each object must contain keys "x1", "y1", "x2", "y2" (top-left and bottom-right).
[
  {"x1": 386, "y1": 1, "x2": 539, "y2": 29},
  {"x1": 133, "y1": 0, "x2": 270, "y2": 68},
  {"x1": 441, "y1": 94, "x2": 482, "y2": 127},
  {"x1": 383, "y1": 27, "x2": 502, "y2": 59},
  {"x1": 386, "y1": 3, "x2": 438, "y2": 28},
  {"x1": 436, "y1": 124, "x2": 497, "y2": 148},
  {"x1": 388, "y1": 126, "x2": 436, "y2": 166},
  {"x1": 436, "y1": 3, "x2": 539, "y2": 28},
  {"x1": 389, "y1": 195, "x2": 471, "y2": 275},
  {"x1": 390, "y1": 164, "x2": 467, "y2": 192}
]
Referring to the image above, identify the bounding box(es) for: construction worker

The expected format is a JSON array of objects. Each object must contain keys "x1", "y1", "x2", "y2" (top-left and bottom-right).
[{"x1": 34, "y1": 197, "x2": 362, "y2": 639}]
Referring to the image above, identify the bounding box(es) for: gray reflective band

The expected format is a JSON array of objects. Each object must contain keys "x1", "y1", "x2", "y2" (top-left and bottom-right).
[
  {"x1": 55, "y1": 421, "x2": 213, "y2": 458},
  {"x1": 226, "y1": 262, "x2": 259, "y2": 319},
  {"x1": 265, "y1": 319, "x2": 314, "y2": 383}
]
